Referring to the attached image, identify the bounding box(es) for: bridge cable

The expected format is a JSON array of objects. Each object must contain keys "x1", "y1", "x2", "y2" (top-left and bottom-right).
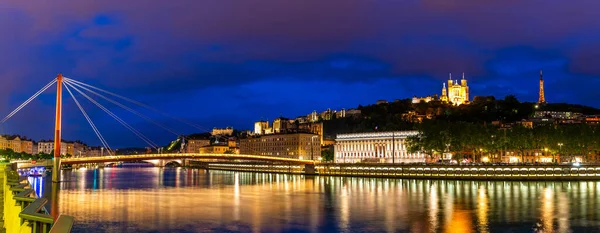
[
  {"x1": 64, "y1": 78, "x2": 216, "y2": 133},
  {"x1": 65, "y1": 82, "x2": 158, "y2": 150},
  {"x1": 65, "y1": 82, "x2": 159, "y2": 150},
  {"x1": 63, "y1": 78, "x2": 244, "y2": 151},
  {"x1": 63, "y1": 82, "x2": 114, "y2": 156},
  {"x1": 64, "y1": 79, "x2": 180, "y2": 136},
  {"x1": 0, "y1": 79, "x2": 57, "y2": 124},
  {"x1": 64, "y1": 78, "x2": 262, "y2": 154}
]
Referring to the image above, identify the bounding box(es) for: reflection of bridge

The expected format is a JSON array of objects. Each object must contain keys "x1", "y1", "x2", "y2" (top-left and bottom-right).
[
  {"x1": 62, "y1": 153, "x2": 315, "y2": 165},
  {"x1": 61, "y1": 153, "x2": 317, "y2": 173}
]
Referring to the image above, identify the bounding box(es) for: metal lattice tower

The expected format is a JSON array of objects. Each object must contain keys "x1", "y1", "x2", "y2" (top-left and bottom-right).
[{"x1": 538, "y1": 70, "x2": 546, "y2": 104}]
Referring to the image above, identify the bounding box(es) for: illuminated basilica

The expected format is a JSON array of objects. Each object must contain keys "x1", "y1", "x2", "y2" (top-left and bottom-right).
[{"x1": 412, "y1": 73, "x2": 470, "y2": 105}]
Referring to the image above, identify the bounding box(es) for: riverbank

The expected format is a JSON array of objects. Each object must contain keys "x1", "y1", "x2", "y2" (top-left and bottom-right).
[
  {"x1": 0, "y1": 164, "x2": 6, "y2": 233},
  {"x1": 197, "y1": 163, "x2": 600, "y2": 181}
]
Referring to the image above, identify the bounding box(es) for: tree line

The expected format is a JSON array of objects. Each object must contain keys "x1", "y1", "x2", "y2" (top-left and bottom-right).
[
  {"x1": 0, "y1": 149, "x2": 73, "y2": 161},
  {"x1": 406, "y1": 120, "x2": 600, "y2": 163}
]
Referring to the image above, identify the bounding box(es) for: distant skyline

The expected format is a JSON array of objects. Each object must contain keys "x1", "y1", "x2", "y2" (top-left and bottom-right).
[{"x1": 1, "y1": 1, "x2": 600, "y2": 147}]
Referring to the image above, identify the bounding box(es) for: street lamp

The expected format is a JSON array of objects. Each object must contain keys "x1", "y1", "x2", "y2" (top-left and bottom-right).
[
  {"x1": 392, "y1": 132, "x2": 395, "y2": 164},
  {"x1": 310, "y1": 135, "x2": 319, "y2": 160},
  {"x1": 445, "y1": 143, "x2": 450, "y2": 164},
  {"x1": 490, "y1": 135, "x2": 496, "y2": 162},
  {"x1": 101, "y1": 147, "x2": 104, "y2": 157},
  {"x1": 558, "y1": 143, "x2": 563, "y2": 164}
]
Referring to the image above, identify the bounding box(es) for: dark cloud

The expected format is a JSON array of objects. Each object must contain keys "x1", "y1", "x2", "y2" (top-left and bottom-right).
[{"x1": 1, "y1": 1, "x2": 600, "y2": 146}]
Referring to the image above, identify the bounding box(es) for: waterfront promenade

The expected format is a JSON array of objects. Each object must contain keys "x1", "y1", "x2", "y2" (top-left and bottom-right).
[
  {"x1": 201, "y1": 162, "x2": 600, "y2": 181},
  {"x1": 0, "y1": 165, "x2": 5, "y2": 233},
  {"x1": 1, "y1": 163, "x2": 74, "y2": 233},
  {"x1": 18, "y1": 159, "x2": 600, "y2": 181}
]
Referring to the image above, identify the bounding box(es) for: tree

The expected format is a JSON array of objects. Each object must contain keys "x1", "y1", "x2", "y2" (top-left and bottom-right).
[
  {"x1": 321, "y1": 150, "x2": 334, "y2": 162},
  {"x1": 224, "y1": 149, "x2": 235, "y2": 154}
]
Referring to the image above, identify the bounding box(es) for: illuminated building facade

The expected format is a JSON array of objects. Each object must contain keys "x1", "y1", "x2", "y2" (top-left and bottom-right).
[
  {"x1": 443, "y1": 73, "x2": 469, "y2": 105},
  {"x1": 239, "y1": 133, "x2": 321, "y2": 160},
  {"x1": 413, "y1": 73, "x2": 470, "y2": 105},
  {"x1": 254, "y1": 121, "x2": 270, "y2": 135},
  {"x1": 212, "y1": 127, "x2": 233, "y2": 136},
  {"x1": 585, "y1": 115, "x2": 600, "y2": 125},
  {"x1": 0, "y1": 136, "x2": 7, "y2": 150},
  {"x1": 36, "y1": 140, "x2": 79, "y2": 155},
  {"x1": 185, "y1": 139, "x2": 210, "y2": 153},
  {"x1": 0, "y1": 136, "x2": 34, "y2": 154},
  {"x1": 252, "y1": 118, "x2": 324, "y2": 146},
  {"x1": 38, "y1": 141, "x2": 54, "y2": 154},
  {"x1": 334, "y1": 131, "x2": 426, "y2": 163},
  {"x1": 273, "y1": 117, "x2": 294, "y2": 133},
  {"x1": 199, "y1": 144, "x2": 239, "y2": 154}
]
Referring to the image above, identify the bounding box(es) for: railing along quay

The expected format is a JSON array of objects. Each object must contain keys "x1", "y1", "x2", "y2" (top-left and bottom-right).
[
  {"x1": 2, "y1": 164, "x2": 74, "y2": 233},
  {"x1": 203, "y1": 162, "x2": 306, "y2": 174},
  {"x1": 315, "y1": 163, "x2": 600, "y2": 180}
]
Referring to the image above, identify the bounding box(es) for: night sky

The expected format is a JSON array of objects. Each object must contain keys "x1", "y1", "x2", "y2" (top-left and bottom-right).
[{"x1": 1, "y1": 1, "x2": 600, "y2": 148}]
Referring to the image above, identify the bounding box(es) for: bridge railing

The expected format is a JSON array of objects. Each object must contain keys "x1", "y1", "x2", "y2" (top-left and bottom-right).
[
  {"x1": 3, "y1": 164, "x2": 74, "y2": 233},
  {"x1": 62, "y1": 153, "x2": 316, "y2": 164},
  {"x1": 314, "y1": 163, "x2": 600, "y2": 180}
]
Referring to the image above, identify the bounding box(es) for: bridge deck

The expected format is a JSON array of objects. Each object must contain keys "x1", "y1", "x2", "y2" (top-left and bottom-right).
[{"x1": 61, "y1": 153, "x2": 315, "y2": 165}]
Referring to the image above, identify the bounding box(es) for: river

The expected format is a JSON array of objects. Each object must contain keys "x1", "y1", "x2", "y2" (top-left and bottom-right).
[{"x1": 32, "y1": 167, "x2": 600, "y2": 232}]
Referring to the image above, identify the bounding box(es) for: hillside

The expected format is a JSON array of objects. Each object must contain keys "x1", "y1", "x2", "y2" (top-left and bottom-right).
[{"x1": 323, "y1": 95, "x2": 600, "y2": 138}]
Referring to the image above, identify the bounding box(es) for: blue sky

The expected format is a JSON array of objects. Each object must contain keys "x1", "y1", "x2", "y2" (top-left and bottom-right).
[{"x1": 1, "y1": 1, "x2": 600, "y2": 147}]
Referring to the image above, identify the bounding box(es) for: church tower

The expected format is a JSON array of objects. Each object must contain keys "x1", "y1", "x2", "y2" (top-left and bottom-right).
[
  {"x1": 441, "y1": 83, "x2": 448, "y2": 102},
  {"x1": 461, "y1": 72, "x2": 469, "y2": 102},
  {"x1": 538, "y1": 70, "x2": 546, "y2": 104}
]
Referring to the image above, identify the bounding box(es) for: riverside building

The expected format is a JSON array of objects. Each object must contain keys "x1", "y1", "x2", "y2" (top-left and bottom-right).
[
  {"x1": 334, "y1": 131, "x2": 425, "y2": 163},
  {"x1": 240, "y1": 133, "x2": 321, "y2": 160}
]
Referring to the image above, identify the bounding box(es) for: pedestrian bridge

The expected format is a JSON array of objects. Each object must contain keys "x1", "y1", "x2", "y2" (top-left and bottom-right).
[{"x1": 61, "y1": 153, "x2": 316, "y2": 165}]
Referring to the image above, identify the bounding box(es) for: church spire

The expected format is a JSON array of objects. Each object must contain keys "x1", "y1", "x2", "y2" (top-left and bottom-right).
[{"x1": 462, "y1": 72, "x2": 465, "y2": 80}]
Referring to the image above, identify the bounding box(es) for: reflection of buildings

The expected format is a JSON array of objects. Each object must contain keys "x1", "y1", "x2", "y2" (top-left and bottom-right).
[
  {"x1": 334, "y1": 131, "x2": 425, "y2": 163},
  {"x1": 413, "y1": 73, "x2": 470, "y2": 105},
  {"x1": 43, "y1": 169, "x2": 600, "y2": 233},
  {"x1": 240, "y1": 133, "x2": 320, "y2": 160},
  {"x1": 57, "y1": 171, "x2": 326, "y2": 233},
  {"x1": 444, "y1": 208, "x2": 474, "y2": 233}
]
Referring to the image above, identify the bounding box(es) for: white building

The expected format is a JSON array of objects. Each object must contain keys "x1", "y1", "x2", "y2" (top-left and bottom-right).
[
  {"x1": 334, "y1": 131, "x2": 425, "y2": 163},
  {"x1": 38, "y1": 141, "x2": 54, "y2": 154},
  {"x1": 36, "y1": 141, "x2": 84, "y2": 156}
]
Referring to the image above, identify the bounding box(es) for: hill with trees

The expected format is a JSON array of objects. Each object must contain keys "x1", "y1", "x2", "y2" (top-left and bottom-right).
[{"x1": 323, "y1": 95, "x2": 600, "y2": 138}]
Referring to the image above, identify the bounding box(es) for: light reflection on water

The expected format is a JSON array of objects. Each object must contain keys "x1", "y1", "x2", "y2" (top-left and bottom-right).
[{"x1": 34, "y1": 168, "x2": 600, "y2": 233}]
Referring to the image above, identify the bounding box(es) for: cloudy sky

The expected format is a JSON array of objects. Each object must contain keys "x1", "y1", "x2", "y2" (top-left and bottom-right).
[{"x1": 1, "y1": 1, "x2": 599, "y2": 148}]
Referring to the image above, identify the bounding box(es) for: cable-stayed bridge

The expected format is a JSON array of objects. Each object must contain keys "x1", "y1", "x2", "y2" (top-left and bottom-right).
[{"x1": 0, "y1": 74, "x2": 316, "y2": 182}]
